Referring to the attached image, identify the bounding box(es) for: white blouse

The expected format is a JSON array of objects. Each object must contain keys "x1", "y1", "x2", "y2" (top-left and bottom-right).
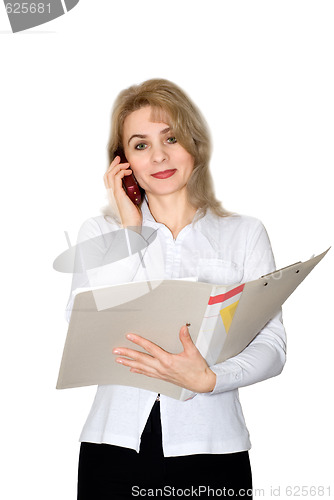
[{"x1": 66, "y1": 200, "x2": 286, "y2": 457}]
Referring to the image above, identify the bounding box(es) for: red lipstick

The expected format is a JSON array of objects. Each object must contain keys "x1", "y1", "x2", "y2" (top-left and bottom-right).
[{"x1": 151, "y1": 169, "x2": 177, "y2": 179}]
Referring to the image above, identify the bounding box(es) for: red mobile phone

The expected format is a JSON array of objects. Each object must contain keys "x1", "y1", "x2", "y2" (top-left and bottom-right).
[{"x1": 115, "y1": 149, "x2": 142, "y2": 205}]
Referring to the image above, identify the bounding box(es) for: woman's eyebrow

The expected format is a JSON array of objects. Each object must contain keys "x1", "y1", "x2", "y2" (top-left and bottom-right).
[
  {"x1": 160, "y1": 127, "x2": 171, "y2": 134},
  {"x1": 128, "y1": 134, "x2": 146, "y2": 145},
  {"x1": 127, "y1": 127, "x2": 171, "y2": 146}
]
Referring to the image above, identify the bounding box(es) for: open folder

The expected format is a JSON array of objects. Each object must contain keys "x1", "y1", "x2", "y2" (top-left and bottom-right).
[{"x1": 56, "y1": 249, "x2": 329, "y2": 400}]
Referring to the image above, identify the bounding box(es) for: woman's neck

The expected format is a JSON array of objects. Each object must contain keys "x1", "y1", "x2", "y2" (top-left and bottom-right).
[{"x1": 146, "y1": 191, "x2": 197, "y2": 240}]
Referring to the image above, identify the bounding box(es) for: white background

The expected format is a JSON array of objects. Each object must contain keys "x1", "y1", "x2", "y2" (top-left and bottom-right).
[{"x1": 0, "y1": 1, "x2": 333, "y2": 498}]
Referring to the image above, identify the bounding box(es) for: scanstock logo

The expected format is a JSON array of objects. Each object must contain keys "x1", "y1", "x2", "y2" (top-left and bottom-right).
[{"x1": 4, "y1": 0, "x2": 80, "y2": 33}]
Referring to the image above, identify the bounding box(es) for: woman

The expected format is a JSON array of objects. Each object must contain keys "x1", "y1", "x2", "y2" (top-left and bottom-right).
[{"x1": 69, "y1": 79, "x2": 286, "y2": 499}]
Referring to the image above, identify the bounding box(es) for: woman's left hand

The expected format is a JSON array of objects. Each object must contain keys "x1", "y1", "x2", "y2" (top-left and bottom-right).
[{"x1": 112, "y1": 325, "x2": 216, "y2": 394}]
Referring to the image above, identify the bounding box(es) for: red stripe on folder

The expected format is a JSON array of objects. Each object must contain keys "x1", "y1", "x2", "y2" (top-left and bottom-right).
[{"x1": 208, "y1": 284, "x2": 245, "y2": 305}]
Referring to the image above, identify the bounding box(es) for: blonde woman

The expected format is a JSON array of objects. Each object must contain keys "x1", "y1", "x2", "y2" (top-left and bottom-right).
[{"x1": 70, "y1": 79, "x2": 286, "y2": 499}]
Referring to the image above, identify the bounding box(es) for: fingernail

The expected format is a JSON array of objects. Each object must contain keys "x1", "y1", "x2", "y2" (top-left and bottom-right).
[
  {"x1": 126, "y1": 334, "x2": 134, "y2": 340},
  {"x1": 113, "y1": 349, "x2": 120, "y2": 354}
]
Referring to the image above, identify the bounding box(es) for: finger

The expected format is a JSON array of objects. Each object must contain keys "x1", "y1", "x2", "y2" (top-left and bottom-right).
[
  {"x1": 104, "y1": 159, "x2": 130, "y2": 184},
  {"x1": 110, "y1": 154, "x2": 130, "y2": 166},
  {"x1": 115, "y1": 168, "x2": 133, "y2": 180},
  {"x1": 113, "y1": 346, "x2": 163, "y2": 373},
  {"x1": 126, "y1": 334, "x2": 167, "y2": 359},
  {"x1": 109, "y1": 159, "x2": 130, "y2": 172},
  {"x1": 115, "y1": 356, "x2": 160, "y2": 376},
  {"x1": 113, "y1": 347, "x2": 154, "y2": 363},
  {"x1": 104, "y1": 162, "x2": 130, "y2": 182},
  {"x1": 108, "y1": 168, "x2": 132, "y2": 187},
  {"x1": 104, "y1": 166, "x2": 133, "y2": 190},
  {"x1": 179, "y1": 325, "x2": 196, "y2": 353},
  {"x1": 113, "y1": 170, "x2": 135, "y2": 196},
  {"x1": 105, "y1": 156, "x2": 121, "y2": 174}
]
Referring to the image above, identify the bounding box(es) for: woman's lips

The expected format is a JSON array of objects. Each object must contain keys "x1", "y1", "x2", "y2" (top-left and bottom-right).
[{"x1": 151, "y1": 169, "x2": 177, "y2": 179}]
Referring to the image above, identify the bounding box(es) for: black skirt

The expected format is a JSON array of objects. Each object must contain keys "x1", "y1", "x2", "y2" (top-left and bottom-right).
[{"x1": 77, "y1": 400, "x2": 252, "y2": 499}]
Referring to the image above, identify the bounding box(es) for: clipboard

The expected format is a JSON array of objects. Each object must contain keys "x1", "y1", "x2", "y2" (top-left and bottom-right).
[{"x1": 56, "y1": 249, "x2": 329, "y2": 400}]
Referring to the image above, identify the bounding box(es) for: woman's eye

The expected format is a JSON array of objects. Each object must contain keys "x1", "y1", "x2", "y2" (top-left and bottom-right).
[
  {"x1": 167, "y1": 137, "x2": 177, "y2": 144},
  {"x1": 135, "y1": 143, "x2": 147, "y2": 150}
]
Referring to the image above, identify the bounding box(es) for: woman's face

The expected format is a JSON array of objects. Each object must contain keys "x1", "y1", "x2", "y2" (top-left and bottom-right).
[{"x1": 122, "y1": 106, "x2": 194, "y2": 198}]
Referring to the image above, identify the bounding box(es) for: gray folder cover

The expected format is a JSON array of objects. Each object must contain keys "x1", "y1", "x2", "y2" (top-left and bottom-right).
[{"x1": 56, "y1": 249, "x2": 328, "y2": 399}]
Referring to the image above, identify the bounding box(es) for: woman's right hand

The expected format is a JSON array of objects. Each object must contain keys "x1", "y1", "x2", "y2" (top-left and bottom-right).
[{"x1": 104, "y1": 156, "x2": 143, "y2": 229}]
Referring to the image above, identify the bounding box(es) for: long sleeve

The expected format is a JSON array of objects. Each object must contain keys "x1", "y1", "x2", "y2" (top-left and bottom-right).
[
  {"x1": 64, "y1": 217, "x2": 153, "y2": 322},
  {"x1": 208, "y1": 220, "x2": 287, "y2": 394}
]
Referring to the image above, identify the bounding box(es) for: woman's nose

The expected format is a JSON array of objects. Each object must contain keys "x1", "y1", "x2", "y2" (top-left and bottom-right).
[{"x1": 151, "y1": 145, "x2": 168, "y2": 163}]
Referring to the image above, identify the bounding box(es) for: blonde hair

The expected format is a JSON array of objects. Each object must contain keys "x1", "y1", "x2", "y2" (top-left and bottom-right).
[{"x1": 104, "y1": 78, "x2": 229, "y2": 220}]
